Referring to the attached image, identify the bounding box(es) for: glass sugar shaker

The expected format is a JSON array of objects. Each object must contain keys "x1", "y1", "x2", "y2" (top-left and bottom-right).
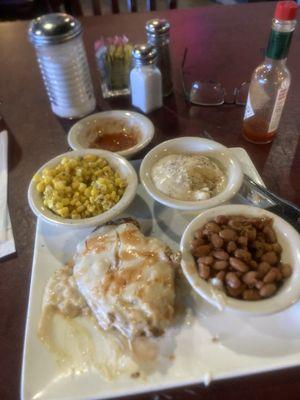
[
  {"x1": 146, "y1": 18, "x2": 173, "y2": 97},
  {"x1": 28, "y1": 13, "x2": 96, "y2": 119},
  {"x1": 130, "y1": 44, "x2": 162, "y2": 114}
]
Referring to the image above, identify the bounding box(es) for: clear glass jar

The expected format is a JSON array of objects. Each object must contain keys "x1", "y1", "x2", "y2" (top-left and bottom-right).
[
  {"x1": 146, "y1": 18, "x2": 173, "y2": 97},
  {"x1": 29, "y1": 13, "x2": 96, "y2": 119}
]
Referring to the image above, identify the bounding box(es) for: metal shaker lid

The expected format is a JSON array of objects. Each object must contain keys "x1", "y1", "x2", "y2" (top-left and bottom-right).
[
  {"x1": 132, "y1": 44, "x2": 158, "y2": 65},
  {"x1": 145, "y1": 18, "x2": 170, "y2": 37},
  {"x1": 28, "y1": 13, "x2": 82, "y2": 45}
]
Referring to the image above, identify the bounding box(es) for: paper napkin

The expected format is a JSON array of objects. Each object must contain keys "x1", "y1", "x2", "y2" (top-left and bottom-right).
[{"x1": 0, "y1": 130, "x2": 15, "y2": 259}]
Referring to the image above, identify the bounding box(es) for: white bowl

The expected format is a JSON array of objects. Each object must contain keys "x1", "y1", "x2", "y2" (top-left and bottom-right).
[
  {"x1": 140, "y1": 137, "x2": 243, "y2": 211},
  {"x1": 28, "y1": 149, "x2": 138, "y2": 229},
  {"x1": 180, "y1": 204, "x2": 300, "y2": 315},
  {"x1": 67, "y1": 110, "x2": 155, "y2": 158}
]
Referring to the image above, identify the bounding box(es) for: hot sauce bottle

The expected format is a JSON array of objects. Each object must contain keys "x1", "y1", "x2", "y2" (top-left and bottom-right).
[{"x1": 243, "y1": 1, "x2": 297, "y2": 144}]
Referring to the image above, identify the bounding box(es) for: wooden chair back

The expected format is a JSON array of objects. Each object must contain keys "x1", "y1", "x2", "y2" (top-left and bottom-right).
[{"x1": 47, "y1": 0, "x2": 177, "y2": 16}]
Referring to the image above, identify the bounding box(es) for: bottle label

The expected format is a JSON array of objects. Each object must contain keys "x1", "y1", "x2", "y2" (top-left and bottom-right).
[
  {"x1": 266, "y1": 30, "x2": 293, "y2": 60},
  {"x1": 244, "y1": 94, "x2": 255, "y2": 120},
  {"x1": 268, "y1": 81, "x2": 289, "y2": 132}
]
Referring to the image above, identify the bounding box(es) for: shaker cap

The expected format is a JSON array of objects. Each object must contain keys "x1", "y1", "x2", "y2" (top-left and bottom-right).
[
  {"x1": 145, "y1": 18, "x2": 170, "y2": 36},
  {"x1": 275, "y1": 1, "x2": 297, "y2": 21},
  {"x1": 28, "y1": 13, "x2": 82, "y2": 45},
  {"x1": 132, "y1": 44, "x2": 158, "y2": 65}
]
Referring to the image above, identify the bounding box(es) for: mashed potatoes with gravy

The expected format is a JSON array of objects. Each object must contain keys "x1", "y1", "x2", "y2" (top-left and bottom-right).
[{"x1": 151, "y1": 154, "x2": 226, "y2": 201}]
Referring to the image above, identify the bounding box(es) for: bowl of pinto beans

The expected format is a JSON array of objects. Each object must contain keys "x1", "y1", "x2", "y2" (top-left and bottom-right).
[{"x1": 180, "y1": 204, "x2": 300, "y2": 315}]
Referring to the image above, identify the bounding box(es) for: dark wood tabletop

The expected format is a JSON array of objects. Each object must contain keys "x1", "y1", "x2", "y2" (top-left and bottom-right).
[{"x1": 1, "y1": 2, "x2": 300, "y2": 400}]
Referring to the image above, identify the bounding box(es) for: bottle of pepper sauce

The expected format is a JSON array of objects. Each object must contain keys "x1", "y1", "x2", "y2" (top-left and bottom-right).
[{"x1": 243, "y1": 1, "x2": 297, "y2": 144}]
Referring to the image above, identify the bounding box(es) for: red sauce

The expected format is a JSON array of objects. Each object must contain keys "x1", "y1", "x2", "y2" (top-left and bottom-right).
[
  {"x1": 243, "y1": 117, "x2": 276, "y2": 144},
  {"x1": 89, "y1": 131, "x2": 138, "y2": 152}
]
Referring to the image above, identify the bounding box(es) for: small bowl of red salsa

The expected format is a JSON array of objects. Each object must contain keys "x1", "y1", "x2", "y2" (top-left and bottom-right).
[{"x1": 68, "y1": 110, "x2": 155, "y2": 159}]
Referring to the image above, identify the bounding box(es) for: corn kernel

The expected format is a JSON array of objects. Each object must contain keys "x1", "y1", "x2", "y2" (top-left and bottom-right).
[
  {"x1": 84, "y1": 154, "x2": 98, "y2": 162},
  {"x1": 58, "y1": 207, "x2": 69, "y2": 218},
  {"x1": 36, "y1": 182, "x2": 45, "y2": 193},
  {"x1": 78, "y1": 182, "x2": 87, "y2": 192},
  {"x1": 54, "y1": 181, "x2": 65, "y2": 191},
  {"x1": 76, "y1": 205, "x2": 85, "y2": 213}
]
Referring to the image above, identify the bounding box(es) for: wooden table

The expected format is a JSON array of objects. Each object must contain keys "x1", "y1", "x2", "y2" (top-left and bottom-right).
[{"x1": 1, "y1": 2, "x2": 300, "y2": 399}]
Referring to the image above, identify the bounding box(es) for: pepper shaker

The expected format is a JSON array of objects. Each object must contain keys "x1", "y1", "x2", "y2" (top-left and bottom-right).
[
  {"x1": 146, "y1": 18, "x2": 173, "y2": 97},
  {"x1": 28, "y1": 13, "x2": 96, "y2": 119},
  {"x1": 130, "y1": 44, "x2": 162, "y2": 114}
]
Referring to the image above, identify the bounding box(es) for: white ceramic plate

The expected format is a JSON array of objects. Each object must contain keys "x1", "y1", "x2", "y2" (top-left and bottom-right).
[
  {"x1": 27, "y1": 149, "x2": 138, "y2": 229},
  {"x1": 67, "y1": 110, "x2": 155, "y2": 158},
  {"x1": 180, "y1": 204, "x2": 300, "y2": 315},
  {"x1": 140, "y1": 137, "x2": 243, "y2": 210},
  {"x1": 22, "y1": 149, "x2": 300, "y2": 400}
]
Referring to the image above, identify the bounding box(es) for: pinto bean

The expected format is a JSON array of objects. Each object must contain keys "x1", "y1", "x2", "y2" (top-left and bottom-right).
[
  {"x1": 272, "y1": 243, "x2": 282, "y2": 254},
  {"x1": 214, "y1": 215, "x2": 228, "y2": 225},
  {"x1": 212, "y1": 250, "x2": 229, "y2": 260},
  {"x1": 211, "y1": 233, "x2": 224, "y2": 249},
  {"x1": 252, "y1": 240, "x2": 264, "y2": 250},
  {"x1": 261, "y1": 251, "x2": 278, "y2": 265},
  {"x1": 242, "y1": 271, "x2": 258, "y2": 287},
  {"x1": 198, "y1": 256, "x2": 214, "y2": 265},
  {"x1": 243, "y1": 226, "x2": 257, "y2": 241},
  {"x1": 227, "y1": 241, "x2": 237, "y2": 253},
  {"x1": 243, "y1": 289, "x2": 261, "y2": 301},
  {"x1": 234, "y1": 249, "x2": 252, "y2": 262},
  {"x1": 250, "y1": 260, "x2": 258, "y2": 269},
  {"x1": 229, "y1": 257, "x2": 249, "y2": 273},
  {"x1": 190, "y1": 237, "x2": 205, "y2": 250},
  {"x1": 263, "y1": 225, "x2": 277, "y2": 243},
  {"x1": 257, "y1": 262, "x2": 271, "y2": 278},
  {"x1": 204, "y1": 222, "x2": 221, "y2": 234},
  {"x1": 255, "y1": 280, "x2": 264, "y2": 290},
  {"x1": 263, "y1": 267, "x2": 279, "y2": 284},
  {"x1": 259, "y1": 283, "x2": 277, "y2": 298},
  {"x1": 228, "y1": 219, "x2": 243, "y2": 230},
  {"x1": 198, "y1": 263, "x2": 210, "y2": 280},
  {"x1": 226, "y1": 284, "x2": 246, "y2": 298},
  {"x1": 194, "y1": 229, "x2": 204, "y2": 239},
  {"x1": 219, "y1": 229, "x2": 237, "y2": 242},
  {"x1": 280, "y1": 263, "x2": 292, "y2": 278},
  {"x1": 212, "y1": 260, "x2": 228, "y2": 270},
  {"x1": 192, "y1": 244, "x2": 212, "y2": 257},
  {"x1": 225, "y1": 272, "x2": 241, "y2": 289},
  {"x1": 216, "y1": 271, "x2": 226, "y2": 281},
  {"x1": 237, "y1": 236, "x2": 248, "y2": 247},
  {"x1": 263, "y1": 243, "x2": 274, "y2": 252}
]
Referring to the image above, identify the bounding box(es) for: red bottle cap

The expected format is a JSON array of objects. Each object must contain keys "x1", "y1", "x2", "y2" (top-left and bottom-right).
[{"x1": 275, "y1": 1, "x2": 298, "y2": 21}]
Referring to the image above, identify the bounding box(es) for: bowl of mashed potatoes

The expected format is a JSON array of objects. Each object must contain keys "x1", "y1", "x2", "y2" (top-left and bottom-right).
[{"x1": 140, "y1": 137, "x2": 243, "y2": 211}]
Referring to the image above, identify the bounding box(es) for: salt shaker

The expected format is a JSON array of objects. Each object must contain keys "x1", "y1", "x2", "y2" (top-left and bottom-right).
[
  {"x1": 146, "y1": 18, "x2": 173, "y2": 97},
  {"x1": 28, "y1": 13, "x2": 96, "y2": 119},
  {"x1": 130, "y1": 44, "x2": 162, "y2": 114}
]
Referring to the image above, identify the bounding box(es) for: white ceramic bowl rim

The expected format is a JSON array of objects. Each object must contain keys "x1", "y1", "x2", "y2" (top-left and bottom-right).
[
  {"x1": 28, "y1": 149, "x2": 138, "y2": 228},
  {"x1": 180, "y1": 204, "x2": 300, "y2": 315},
  {"x1": 67, "y1": 110, "x2": 155, "y2": 157},
  {"x1": 140, "y1": 137, "x2": 243, "y2": 211}
]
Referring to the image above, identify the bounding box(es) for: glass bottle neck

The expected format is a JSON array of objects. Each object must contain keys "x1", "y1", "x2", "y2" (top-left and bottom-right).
[
  {"x1": 266, "y1": 18, "x2": 296, "y2": 60},
  {"x1": 264, "y1": 57, "x2": 287, "y2": 66}
]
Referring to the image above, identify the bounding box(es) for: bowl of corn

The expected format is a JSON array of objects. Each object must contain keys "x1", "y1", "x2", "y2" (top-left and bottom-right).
[{"x1": 28, "y1": 149, "x2": 138, "y2": 228}]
